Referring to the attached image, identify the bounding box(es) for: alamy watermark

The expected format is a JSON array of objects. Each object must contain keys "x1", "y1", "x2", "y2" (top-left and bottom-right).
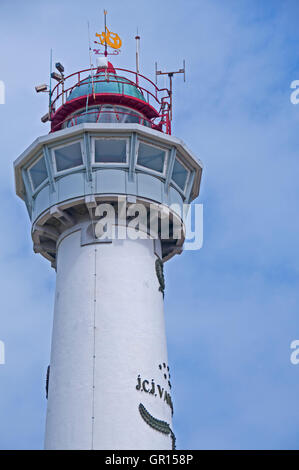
[
  {"x1": 290, "y1": 340, "x2": 299, "y2": 365},
  {"x1": 92, "y1": 198, "x2": 203, "y2": 251},
  {"x1": 0, "y1": 340, "x2": 5, "y2": 365},
  {"x1": 290, "y1": 80, "x2": 299, "y2": 104},
  {"x1": 0, "y1": 80, "x2": 5, "y2": 105}
]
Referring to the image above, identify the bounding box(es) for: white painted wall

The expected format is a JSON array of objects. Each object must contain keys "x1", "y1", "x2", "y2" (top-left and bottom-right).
[{"x1": 45, "y1": 226, "x2": 173, "y2": 450}]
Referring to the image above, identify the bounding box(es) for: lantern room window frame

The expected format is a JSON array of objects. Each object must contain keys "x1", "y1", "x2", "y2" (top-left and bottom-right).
[
  {"x1": 170, "y1": 155, "x2": 191, "y2": 195},
  {"x1": 91, "y1": 136, "x2": 130, "y2": 167},
  {"x1": 51, "y1": 139, "x2": 85, "y2": 176},
  {"x1": 61, "y1": 104, "x2": 151, "y2": 130},
  {"x1": 135, "y1": 139, "x2": 169, "y2": 178},
  {"x1": 27, "y1": 153, "x2": 49, "y2": 193}
]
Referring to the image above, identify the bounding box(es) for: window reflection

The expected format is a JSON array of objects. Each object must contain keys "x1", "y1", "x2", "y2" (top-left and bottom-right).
[
  {"x1": 29, "y1": 156, "x2": 48, "y2": 190},
  {"x1": 171, "y1": 158, "x2": 189, "y2": 191},
  {"x1": 137, "y1": 142, "x2": 166, "y2": 173},
  {"x1": 94, "y1": 139, "x2": 127, "y2": 164},
  {"x1": 63, "y1": 105, "x2": 151, "y2": 128},
  {"x1": 54, "y1": 142, "x2": 83, "y2": 172}
]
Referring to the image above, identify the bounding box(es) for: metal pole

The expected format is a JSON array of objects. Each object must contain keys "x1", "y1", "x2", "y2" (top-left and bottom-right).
[
  {"x1": 104, "y1": 10, "x2": 108, "y2": 58},
  {"x1": 49, "y1": 48, "x2": 52, "y2": 120},
  {"x1": 169, "y1": 73, "x2": 173, "y2": 121},
  {"x1": 88, "y1": 20, "x2": 95, "y2": 99},
  {"x1": 62, "y1": 76, "x2": 65, "y2": 105},
  {"x1": 135, "y1": 33, "x2": 140, "y2": 86}
]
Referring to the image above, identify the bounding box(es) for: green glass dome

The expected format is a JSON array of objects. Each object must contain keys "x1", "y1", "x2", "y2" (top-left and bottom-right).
[{"x1": 67, "y1": 72, "x2": 146, "y2": 102}]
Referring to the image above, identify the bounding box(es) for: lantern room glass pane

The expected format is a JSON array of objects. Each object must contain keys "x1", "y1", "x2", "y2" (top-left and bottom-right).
[
  {"x1": 114, "y1": 106, "x2": 141, "y2": 124},
  {"x1": 137, "y1": 142, "x2": 165, "y2": 173},
  {"x1": 172, "y1": 158, "x2": 189, "y2": 191},
  {"x1": 94, "y1": 139, "x2": 127, "y2": 163},
  {"x1": 29, "y1": 156, "x2": 48, "y2": 190},
  {"x1": 98, "y1": 105, "x2": 115, "y2": 123},
  {"x1": 54, "y1": 142, "x2": 83, "y2": 172},
  {"x1": 63, "y1": 105, "x2": 148, "y2": 128}
]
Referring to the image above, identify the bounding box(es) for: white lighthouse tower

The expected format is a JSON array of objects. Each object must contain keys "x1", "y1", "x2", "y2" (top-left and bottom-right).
[{"x1": 14, "y1": 26, "x2": 202, "y2": 450}]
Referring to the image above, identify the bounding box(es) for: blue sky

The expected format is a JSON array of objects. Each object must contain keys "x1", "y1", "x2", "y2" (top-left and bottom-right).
[{"x1": 0, "y1": 0, "x2": 299, "y2": 450}]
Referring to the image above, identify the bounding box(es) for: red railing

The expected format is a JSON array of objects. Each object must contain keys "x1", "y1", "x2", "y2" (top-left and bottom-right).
[
  {"x1": 51, "y1": 108, "x2": 169, "y2": 133},
  {"x1": 50, "y1": 66, "x2": 172, "y2": 134}
]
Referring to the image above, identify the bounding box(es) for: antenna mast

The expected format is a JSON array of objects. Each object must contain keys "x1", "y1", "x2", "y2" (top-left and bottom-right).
[
  {"x1": 135, "y1": 30, "x2": 140, "y2": 85},
  {"x1": 155, "y1": 60, "x2": 186, "y2": 121},
  {"x1": 49, "y1": 48, "x2": 53, "y2": 120},
  {"x1": 104, "y1": 9, "x2": 108, "y2": 57},
  {"x1": 87, "y1": 21, "x2": 95, "y2": 99}
]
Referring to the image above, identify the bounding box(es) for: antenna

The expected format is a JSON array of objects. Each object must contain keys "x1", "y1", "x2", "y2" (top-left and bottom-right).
[
  {"x1": 155, "y1": 60, "x2": 186, "y2": 121},
  {"x1": 49, "y1": 48, "x2": 52, "y2": 120},
  {"x1": 104, "y1": 9, "x2": 108, "y2": 58},
  {"x1": 135, "y1": 29, "x2": 140, "y2": 85},
  {"x1": 87, "y1": 20, "x2": 95, "y2": 100}
]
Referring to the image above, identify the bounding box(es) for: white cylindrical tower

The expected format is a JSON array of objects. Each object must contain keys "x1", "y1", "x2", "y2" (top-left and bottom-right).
[
  {"x1": 14, "y1": 58, "x2": 202, "y2": 450},
  {"x1": 45, "y1": 224, "x2": 173, "y2": 449}
]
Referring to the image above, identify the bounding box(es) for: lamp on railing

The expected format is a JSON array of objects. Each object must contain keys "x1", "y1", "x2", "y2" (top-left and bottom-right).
[
  {"x1": 35, "y1": 84, "x2": 48, "y2": 93},
  {"x1": 51, "y1": 72, "x2": 63, "y2": 82},
  {"x1": 41, "y1": 112, "x2": 50, "y2": 123},
  {"x1": 55, "y1": 62, "x2": 65, "y2": 74},
  {"x1": 35, "y1": 84, "x2": 51, "y2": 122},
  {"x1": 54, "y1": 62, "x2": 65, "y2": 105}
]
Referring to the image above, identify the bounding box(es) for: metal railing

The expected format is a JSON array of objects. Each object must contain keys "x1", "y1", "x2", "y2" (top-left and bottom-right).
[
  {"x1": 51, "y1": 108, "x2": 169, "y2": 133},
  {"x1": 50, "y1": 66, "x2": 172, "y2": 134}
]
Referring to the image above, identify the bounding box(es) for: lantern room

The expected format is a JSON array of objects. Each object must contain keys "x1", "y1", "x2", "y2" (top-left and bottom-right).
[
  {"x1": 14, "y1": 40, "x2": 202, "y2": 267},
  {"x1": 50, "y1": 58, "x2": 171, "y2": 134}
]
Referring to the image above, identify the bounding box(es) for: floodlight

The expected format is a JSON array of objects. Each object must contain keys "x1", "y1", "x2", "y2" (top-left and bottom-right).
[
  {"x1": 35, "y1": 84, "x2": 48, "y2": 93},
  {"x1": 51, "y1": 72, "x2": 63, "y2": 82},
  {"x1": 55, "y1": 62, "x2": 64, "y2": 74},
  {"x1": 41, "y1": 112, "x2": 50, "y2": 123}
]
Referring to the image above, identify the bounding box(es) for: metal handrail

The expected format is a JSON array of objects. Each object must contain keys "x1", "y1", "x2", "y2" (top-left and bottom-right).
[
  {"x1": 51, "y1": 108, "x2": 168, "y2": 133},
  {"x1": 50, "y1": 66, "x2": 171, "y2": 133}
]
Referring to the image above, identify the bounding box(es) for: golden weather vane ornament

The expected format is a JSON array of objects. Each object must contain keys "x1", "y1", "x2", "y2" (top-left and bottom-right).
[
  {"x1": 95, "y1": 27, "x2": 122, "y2": 50},
  {"x1": 93, "y1": 10, "x2": 122, "y2": 56}
]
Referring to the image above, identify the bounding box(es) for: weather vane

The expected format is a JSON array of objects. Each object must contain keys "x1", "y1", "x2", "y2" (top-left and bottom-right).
[{"x1": 93, "y1": 10, "x2": 122, "y2": 56}]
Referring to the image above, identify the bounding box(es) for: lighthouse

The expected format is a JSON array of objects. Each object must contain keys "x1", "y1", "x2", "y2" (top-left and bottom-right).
[{"x1": 13, "y1": 22, "x2": 202, "y2": 450}]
